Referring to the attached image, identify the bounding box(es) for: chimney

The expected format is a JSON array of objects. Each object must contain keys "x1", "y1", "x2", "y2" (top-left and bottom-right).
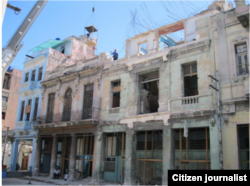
[{"x1": 234, "y1": 0, "x2": 246, "y2": 8}]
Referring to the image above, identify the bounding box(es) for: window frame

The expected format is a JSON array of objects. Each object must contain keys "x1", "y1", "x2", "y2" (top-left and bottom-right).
[
  {"x1": 25, "y1": 72, "x2": 29, "y2": 82},
  {"x1": 20, "y1": 101, "x2": 25, "y2": 121},
  {"x1": 182, "y1": 62, "x2": 198, "y2": 97},
  {"x1": 111, "y1": 80, "x2": 121, "y2": 108},
  {"x1": 38, "y1": 67, "x2": 43, "y2": 81},
  {"x1": 235, "y1": 43, "x2": 249, "y2": 76}
]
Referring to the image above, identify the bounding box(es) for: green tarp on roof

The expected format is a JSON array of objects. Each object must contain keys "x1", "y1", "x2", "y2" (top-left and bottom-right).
[{"x1": 30, "y1": 39, "x2": 69, "y2": 52}]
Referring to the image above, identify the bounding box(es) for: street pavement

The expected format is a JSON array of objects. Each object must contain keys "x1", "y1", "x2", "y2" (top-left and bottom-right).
[{"x1": 2, "y1": 178, "x2": 53, "y2": 185}]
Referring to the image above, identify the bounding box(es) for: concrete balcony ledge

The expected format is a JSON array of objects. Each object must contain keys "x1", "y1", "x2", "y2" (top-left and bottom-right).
[{"x1": 169, "y1": 109, "x2": 215, "y2": 121}]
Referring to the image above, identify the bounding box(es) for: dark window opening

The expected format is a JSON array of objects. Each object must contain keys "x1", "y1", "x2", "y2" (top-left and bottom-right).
[
  {"x1": 31, "y1": 70, "x2": 36, "y2": 81},
  {"x1": 237, "y1": 124, "x2": 249, "y2": 170},
  {"x1": 82, "y1": 84, "x2": 94, "y2": 119},
  {"x1": 3, "y1": 74, "x2": 11, "y2": 89},
  {"x1": 26, "y1": 99, "x2": 32, "y2": 121},
  {"x1": 20, "y1": 101, "x2": 25, "y2": 121},
  {"x1": 174, "y1": 127, "x2": 210, "y2": 170},
  {"x1": 60, "y1": 46, "x2": 65, "y2": 54},
  {"x1": 25, "y1": 72, "x2": 29, "y2": 82},
  {"x1": 33, "y1": 97, "x2": 39, "y2": 120},
  {"x1": 38, "y1": 67, "x2": 43, "y2": 81},
  {"x1": 111, "y1": 80, "x2": 121, "y2": 108},
  {"x1": 2, "y1": 112, "x2": 6, "y2": 120},
  {"x1": 139, "y1": 42, "x2": 147, "y2": 55},
  {"x1": 140, "y1": 72, "x2": 159, "y2": 114},
  {"x1": 46, "y1": 93, "x2": 55, "y2": 123},
  {"x1": 183, "y1": 63, "x2": 198, "y2": 97},
  {"x1": 63, "y1": 89, "x2": 72, "y2": 121}
]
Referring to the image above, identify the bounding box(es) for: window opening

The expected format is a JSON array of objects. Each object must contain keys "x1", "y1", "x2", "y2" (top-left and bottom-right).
[
  {"x1": 31, "y1": 70, "x2": 36, "y2": 81},
  {"x1": 33, "y1": 98, "x2": 39, "y2": 120},
  {"x1": 38, "y1": 67, "x2": 43, "y2": 81},
  {"x1": 20, "y1": 101, "x2": 25, "y2": 121},
  {"x1": 237, "y1": 124, "x2": 249, "y2": 170},
  {"x1": 2, "y1": 112, "x2": 6, "y2": 120},
  {"x1": 236, "y1": 43, "x2": 248, "y2": 75},
  {"x1": 111, "y1": 80, "x2": 121, "y2": 108},
  {"x1": 63, "y1": 89, "x2": 72, "y2": 121},
  {"x1": 25, "y1": 99, "x2": 32, "y2": 121},
  {"x1": 60, "y1": 46, "x2": 65, "y2": 54},
  {"x1": 25, "y1": 72, "x2": 29, "y2": 82},
  {"x1": 3, "y1": 74, "x2": 11, "y2": 89},
  {"x1": 139, "y1": 42, "x2": 147, "y2": 55},
  {"x1": 183, "y1": 63, "x2": 198, "y2": 97},
  {"x1": 82, "y1": 84, "x2": 94, "y2": 119},
  {"x1": 136, "y1": 130, "x2": 162, "y2": 185},
  {"x1": 174, "y1": 127, "x2": 210, "y2": 170},
  {"x1": 46, "y1": 93, "x2": 55, "y2": 123},
  {"x1": 2, "y1": 96, "x2": 8, "y2": 102},
  {"x1": 140, "y1": 71, "x2": 159, "y2": 114}
]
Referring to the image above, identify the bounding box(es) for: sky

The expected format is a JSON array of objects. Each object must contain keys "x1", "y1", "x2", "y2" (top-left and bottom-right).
[{"x1": 2, "y1": 0, "x2": 249, "y2": 71}]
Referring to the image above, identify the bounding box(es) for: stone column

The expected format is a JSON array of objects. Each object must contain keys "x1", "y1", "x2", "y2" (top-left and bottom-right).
[
  {"x1": 92, "y1": 131, "x2": 105, "y2": 182},
  {"x1": 68, "y1": 134, "x2": 76, "y2": 181},
  {"x1": 33, "y1": 136, "x2": 41, "y2": 176},
  {"x1": 162, "y1": 125, "x2": 175, "y2": 185},
  {"x1": 49, "y1": 134, "x2": 57, "y2": 178},
  {"x1": 124, "y1": 129, "x2": 136, "y2": 185}
]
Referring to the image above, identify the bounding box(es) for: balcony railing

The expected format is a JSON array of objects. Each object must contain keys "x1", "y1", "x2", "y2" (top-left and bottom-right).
[
  {"x1": 37, "y1": 109, "x2": 93, "y2": 124},
  {"x1": 182, "y1": 96, "x2": 199, "y2": 105},
  {"x1": 109, "y1": 107, "x2": 120, "y2": 114}
]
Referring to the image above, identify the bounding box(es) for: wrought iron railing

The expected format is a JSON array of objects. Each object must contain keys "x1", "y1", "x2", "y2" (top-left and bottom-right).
[{"x1": 37, "y1": 109, "x2": 93, "y2": 124}]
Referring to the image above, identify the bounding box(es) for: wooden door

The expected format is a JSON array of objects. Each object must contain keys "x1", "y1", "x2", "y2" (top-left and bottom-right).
[{"x1": 22, "y1": 156, "x2": 29, "y2": 170}]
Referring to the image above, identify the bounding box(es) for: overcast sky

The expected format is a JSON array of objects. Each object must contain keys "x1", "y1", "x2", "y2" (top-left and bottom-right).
[{"x1": 2, "y1": 0, "x2": 248, "y2": 71}]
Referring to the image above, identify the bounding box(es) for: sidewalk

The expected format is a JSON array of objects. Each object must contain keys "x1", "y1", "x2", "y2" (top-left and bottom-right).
[{"x1": 20, "y1": 175, "x2": 121, "y2": 185}]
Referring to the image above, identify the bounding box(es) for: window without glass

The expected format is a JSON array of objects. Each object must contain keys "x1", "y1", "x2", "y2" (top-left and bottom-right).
[
  {"x1": 83, "y1": 84, "x2": 94, "y2": 119},
  {"x1": 236, "y1": 43, "x2": 249, "y2": 75},
  {"x1": 140, "y1": 71, "x2": 159, "y2": 114},
  {"x1": 183, "y1": 63, "x2": 198, "y2": 97},
  {"x1": 2, "y1": 74, "x2": 11, "y2": 89},
  {"x1": 46, "y1": 93, "x2": 55, "y2": 123},
  {"x1": 63, "y1": 89, "x2": 72, "y2": 121},
  {"x1": 31, "y1": 70, "x2": 36, "y2": 81},
  {"x1": 237, "y1": 124, "x2": 249, "y2": 170},
  {"x1": 20, "y1": 101, "x2": 25, "y2": 121},
  {"x1": 25, "y1": 72, "x2": 29, "y2": 82},
  {"x1": 111, "y1": 80, "x2": 121, "y2": 108},
  {"x1": 38, "y1": 67, "x2": 43, "y2": 81},
  {"x1": 2, "y1": 112, "x2": 6, "y2": 120},
  {"x1": 33, "y1": 97, "x2": 39, "y2": 120},
  {"x1": 139, "y1": 42, "x2": 147, "y2": 55}
]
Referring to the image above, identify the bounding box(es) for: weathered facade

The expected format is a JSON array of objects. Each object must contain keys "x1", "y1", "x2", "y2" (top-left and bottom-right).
[
  {"x1": 2, "y1": 68, "x2": 22, "y2": 167},
  {"x1": 211, "y1": 1, "x2": 249, "y2": 170},
  {"x1": 32, "y1": 35, "x2": 101, "y2": 181}
]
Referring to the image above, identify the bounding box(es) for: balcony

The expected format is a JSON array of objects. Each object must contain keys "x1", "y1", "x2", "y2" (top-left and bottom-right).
[
  {"x1": 170, "y1": 94, "x2": 213, "y2": 113},
  {"x1": 16, "y1": 121, "x2": 33, "y2": 130},
  {"x1": 34, "y1": 109, "x2": 98, "y2": 128}
]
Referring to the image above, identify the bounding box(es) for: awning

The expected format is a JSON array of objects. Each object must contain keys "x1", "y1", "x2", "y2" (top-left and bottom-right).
[{"x1": 30, "y1": 39, "x2": 69, "y2": 52}]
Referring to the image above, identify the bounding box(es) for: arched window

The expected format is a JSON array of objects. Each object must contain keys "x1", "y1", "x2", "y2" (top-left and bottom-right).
[{"x1": 63, "y1": 88, "x2": 72, "y2": 121}]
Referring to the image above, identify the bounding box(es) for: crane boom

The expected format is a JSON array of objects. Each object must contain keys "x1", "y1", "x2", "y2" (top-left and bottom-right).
[{"x1": 2, "y1": 0, "x2": 48, "y2": 75}]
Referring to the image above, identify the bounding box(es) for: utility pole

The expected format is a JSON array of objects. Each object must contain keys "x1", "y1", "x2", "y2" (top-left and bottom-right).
[
  {"x1": 208, "y1": 70, "x2": 223, "y2": 170},
  {"x1": 2, "y1": 126, "x2": 9, "y2": 165}
]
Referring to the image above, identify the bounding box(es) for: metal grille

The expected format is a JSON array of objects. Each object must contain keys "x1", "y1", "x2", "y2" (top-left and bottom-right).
[
  {"x1": 141, "y1": 72, "x2": 159, "y2": 83},
  {"x1": 82, "y1": 84, "x2": 93, "y2": 119},
  {"x1": 63, "y1": 89, "x2": 72, "y2": 121},
  {"x1": 175, "y1": 140, "x2": 186, "y2": 150},
  {"x1": 104, "y1": 161, "x2": 115, "y2": 172},
  {"x1": 190, "y1": 139, "x2": 210, "y2": 149}
]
